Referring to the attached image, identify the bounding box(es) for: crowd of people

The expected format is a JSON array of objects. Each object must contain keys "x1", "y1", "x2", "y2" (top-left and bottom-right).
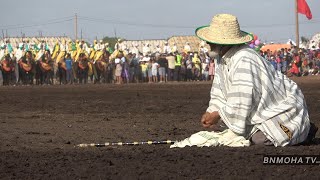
[
  {"x1": 0, "y1": 37, "x2": 319, "y2": 86},
  {"x1": 261, "y1": 47, "x2": 320, "y2": 77},
  {"x1": 0, "y1": 38, "x2": 215, "y2": 86},
  {"x1": 111, "y1": 51, "x2": 216, "y2": 84}
]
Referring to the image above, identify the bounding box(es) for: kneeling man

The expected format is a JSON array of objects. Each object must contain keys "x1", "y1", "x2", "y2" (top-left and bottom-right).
[{"x1": 198, "y1": 14, "x2": 316, "y2": 147}]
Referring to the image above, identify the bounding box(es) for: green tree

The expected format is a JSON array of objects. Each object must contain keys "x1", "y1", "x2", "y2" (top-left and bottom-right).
[{"x1": 102, "y1": 36, "x2": 125, "y2": 51}]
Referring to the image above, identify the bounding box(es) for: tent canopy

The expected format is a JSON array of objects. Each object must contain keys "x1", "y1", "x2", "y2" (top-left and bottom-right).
[{"x1": 260, "y1": 44, "x2": 292, "y2": 52}]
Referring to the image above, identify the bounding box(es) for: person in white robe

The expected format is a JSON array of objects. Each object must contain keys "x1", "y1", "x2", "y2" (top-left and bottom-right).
[
  {"x1": 196, "y1": 14, "x2": 315, "y2": 147},
  {"x1": 155, "y1": 45, "x2": 161, "y2": 53},
  {"x1": 81, "y1": 40, "x2": 88, "y2": 52},
  {"x1": 184, "y1": 42, "x2": 191, "y2": 53},
  {"x1": 114, "y1": 39, "x2": 126, "y2": 51},
  {"x1": 26, "y1": 40, "x2": 32, "y2": 51},
  {"x1": 142, "y1": 43, "x2": 151, "y2": 56},
  {"x1": 60, "y1": 40, "x2": 67, "y2": 52},
  {"x1": 199, "y1": 41, "x2": 208, "y2": 54},
  {"x1": 130, "y1": 44, "x2": 139, "y2": 56},
  {"x1": 0, "y1": 44, "x2": 5, "y2": 60},
  {"x1": 15, "y1": 43, "x2": 24, "y2": 60},
  {"x1": 100, "y1": 40, "x2": 105, "y2": 50},
  {"x1": 171, "y1": 43, "x2": 178, "y2": 53},
  {"x1": 94, "y1": 40, "x2": 102, "y2": 51},
  {"x1": 163, "y1": 42, "x2": 171, "y2": 54}
]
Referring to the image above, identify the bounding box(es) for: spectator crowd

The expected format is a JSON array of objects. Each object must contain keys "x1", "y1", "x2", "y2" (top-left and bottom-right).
[
  {"x1": 0, "y1": 37, "x2": 319, "y2": 86},
  {"x1": 260, "y1": 47, "x2": 320, "y2": 77}
]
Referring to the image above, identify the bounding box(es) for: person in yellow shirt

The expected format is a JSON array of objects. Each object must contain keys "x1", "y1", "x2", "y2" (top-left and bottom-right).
[
  {"x1": 192, "y1": 52, "x2": 201, "y2": 64},
  {"x1": 140, "y1": 61, "x2": 147, "y2": 82},
  {"x1": 192, "y1": 53, "x2": 201, "y2": 81}
]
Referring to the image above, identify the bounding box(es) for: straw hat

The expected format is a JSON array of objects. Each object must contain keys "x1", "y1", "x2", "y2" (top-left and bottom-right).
[{"x1": 195, "y1": 14, "x2": 252, "y2": 45}]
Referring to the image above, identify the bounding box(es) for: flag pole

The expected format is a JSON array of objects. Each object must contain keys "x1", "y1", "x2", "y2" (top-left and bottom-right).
[{"x1": 295, "y1": 0, "x2": 300, "y2": 50}]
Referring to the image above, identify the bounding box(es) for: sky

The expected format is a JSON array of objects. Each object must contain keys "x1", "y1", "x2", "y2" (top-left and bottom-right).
[{"x1": 0, "y1": 0, "x2": 319, "y2": 43}]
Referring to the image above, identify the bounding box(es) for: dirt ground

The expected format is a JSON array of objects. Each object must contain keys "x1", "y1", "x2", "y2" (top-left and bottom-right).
[{"x1": 0, "y1": 76, "x2": 320, "y2": 179}]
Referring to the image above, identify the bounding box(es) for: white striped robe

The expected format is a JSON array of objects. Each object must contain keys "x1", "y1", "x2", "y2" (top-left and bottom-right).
[{"x1": 207, "y1": 45, "x2": 310, "y2": 147}]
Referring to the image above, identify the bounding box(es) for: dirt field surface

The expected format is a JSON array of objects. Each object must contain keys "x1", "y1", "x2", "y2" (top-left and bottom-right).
[{"x1": 1, "y1": 76, "x2": 320, "y2": 179}]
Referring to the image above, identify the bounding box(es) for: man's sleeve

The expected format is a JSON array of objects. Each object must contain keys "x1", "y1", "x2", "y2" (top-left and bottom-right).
[
  {"x1": 218, "y1": 58, "x2": 258, "y2": 135},
  {"x1": 206, "y1": 68, "x2": 226, "y2": 113}
]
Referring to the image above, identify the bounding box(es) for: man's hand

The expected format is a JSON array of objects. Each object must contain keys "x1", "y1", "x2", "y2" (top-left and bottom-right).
[{"x1": 201, "y1": 111, "x2": 220, "y2": 128}]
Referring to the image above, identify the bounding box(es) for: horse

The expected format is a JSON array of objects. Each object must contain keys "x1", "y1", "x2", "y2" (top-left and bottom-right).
[
  {"x1": 0, "y1": 55, "x2": 16, "y2": 85},
  {"x1": 56, "y1": 61, "x2": 67, "y2": 85},
  {"x1": 34, "y1": 50, "x2": 54, "y2": 85},
  {"x1": 77, "y1": 54, "x2": 89, "y2": 84},
  {"x1": 73, "y1": 50, "x2": 91, "y2": 84},
  {"x1": 94, "y1": 50, "x2": 110, "y2": 84},
  {"x1": 54, "y1": 51, "x2": 67, "y2": 84},
  {"x1": 18, "y1": 52, "x2": 36, "y2": 85},
  {"x1": 35, "y1": 58, "x2": 53, "y2": 85}
]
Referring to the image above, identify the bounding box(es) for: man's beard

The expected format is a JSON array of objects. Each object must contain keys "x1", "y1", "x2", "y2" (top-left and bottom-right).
[
  {"x1": 208, "y1": 51, "x2": 219, "y2": 59},
  {"x1": 208, "y1": 45, "x2": 222, "y2": 63}
]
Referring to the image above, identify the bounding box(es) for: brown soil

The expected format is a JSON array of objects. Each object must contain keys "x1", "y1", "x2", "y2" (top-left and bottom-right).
[{"x1": 1, "y1": 76, "x2": 320, "y2": 179}]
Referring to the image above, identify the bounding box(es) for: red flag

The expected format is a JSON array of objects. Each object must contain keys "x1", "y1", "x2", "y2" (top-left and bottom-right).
[{"x1": 297, "y1": 0, "x2": 312, "y2": 20}]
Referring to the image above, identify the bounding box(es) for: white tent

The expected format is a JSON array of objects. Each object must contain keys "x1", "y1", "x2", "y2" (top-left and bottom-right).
[{"x1": 308, "y1": 33, "x2": 320, "y2": 49}]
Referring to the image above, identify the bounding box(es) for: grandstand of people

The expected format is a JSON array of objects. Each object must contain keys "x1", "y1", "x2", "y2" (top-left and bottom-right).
[
  {"x1": 0, "y1": 36, "x2": 72, "y2": 51},
  {"x1": 122, "y1": 35, "x2": 209, "y2": 53},
  {"x1": 1, "y1": 35, "x2": 209, "y2": 55}
]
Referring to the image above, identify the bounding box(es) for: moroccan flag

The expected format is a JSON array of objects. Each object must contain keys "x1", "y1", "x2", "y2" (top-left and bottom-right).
[{"x1": 297, "y1": 0, "x2": 312, "y2": 20}]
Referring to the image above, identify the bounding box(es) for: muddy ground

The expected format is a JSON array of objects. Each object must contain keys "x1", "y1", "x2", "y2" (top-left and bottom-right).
[{"x1": 0, "y1": 76, "x2": 320, "y2": 179}]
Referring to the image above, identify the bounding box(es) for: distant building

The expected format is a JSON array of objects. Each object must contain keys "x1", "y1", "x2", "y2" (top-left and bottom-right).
[{"x1": 123, "y1": 35, "x2": 209, "y2": 54}]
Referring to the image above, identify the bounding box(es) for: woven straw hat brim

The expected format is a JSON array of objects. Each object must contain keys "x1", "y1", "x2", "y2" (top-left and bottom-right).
[{"x1": 196, "y1": 25, "x2": 253, "y2": 45}]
